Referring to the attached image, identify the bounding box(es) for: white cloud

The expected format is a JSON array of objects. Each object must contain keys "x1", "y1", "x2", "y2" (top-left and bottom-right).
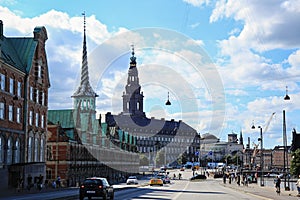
[
  {"x1": 183, "y1": 0, "x2": 211, "y2": 7},
  {"x1": 211, "y1": 0, "x2": 300, "y2": 50}
]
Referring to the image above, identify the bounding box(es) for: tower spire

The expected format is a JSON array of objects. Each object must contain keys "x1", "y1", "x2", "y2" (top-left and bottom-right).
[{"x1": 72, "y1": 12, "x2": 97, "y2": 98}]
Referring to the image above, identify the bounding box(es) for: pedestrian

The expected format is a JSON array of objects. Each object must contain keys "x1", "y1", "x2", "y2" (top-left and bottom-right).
[
  {"x1": 56, "y1": 176, "x2": 61, "y2": 188},
  {"x1": 222, "y1": 173, "x2": 226, "y2": 184},
  {"x1": 296, "y1": 175, "x2": 300, "y2": 197},
  {"x1": 275, "y1": 176, "x2": 281, "y2": 195},
  {"x1": 173, "y1": 173, "x2": 176, "y2": 180},
  {"x1": 179, "y1": 173, "x2": 182, "y2": 180},
  {"x1": 237, "y1": 174, "x2": 240, "y2": 186}
]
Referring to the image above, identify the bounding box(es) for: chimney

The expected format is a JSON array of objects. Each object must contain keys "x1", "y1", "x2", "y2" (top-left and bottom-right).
[{"x1": 0, "y1": 20, "x2": 3, "y2": 40}]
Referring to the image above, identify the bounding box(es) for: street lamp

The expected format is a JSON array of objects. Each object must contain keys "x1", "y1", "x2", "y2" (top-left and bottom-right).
[
  {"x1": 165, "y1": 92, "x2": 171, "y2": 105},
  {"x1": 283, "y1": 86, "x2": 290, "y2": 191},
  {"x1": 252, "y1": 125, "x2": 264, "y2": 186}
]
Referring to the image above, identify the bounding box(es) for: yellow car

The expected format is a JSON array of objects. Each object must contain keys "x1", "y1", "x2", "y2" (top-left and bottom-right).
[{"x1": 149, "y1": 177, "x2": 163, "y2": 186}]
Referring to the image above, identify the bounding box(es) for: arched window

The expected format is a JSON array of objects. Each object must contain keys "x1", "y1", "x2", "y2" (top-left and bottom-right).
[
  {"x1": 28, "y1": 136, "x2": 33, "y2": 162},
  {"x1": 127, "y1": 102, "x2": 129, "y2": 110},
  {"x1": 40, "y1": 137, "x2": 44, "y2": 162},
  {"x1": 137, "y1": 102, "x2": 140, "y2": 110},
  {"x1": 0, "y1": 136, "x2": 4, "y2": 163},
  {"x1": 7, "y1": 137, "x2": 12, "y2": 165},
  {"x1": 34, "y1": 137, "x2": 39, "y2": 162},
  {"x1": 13, "y1": 138, "x2": 20, "y2": 164}
]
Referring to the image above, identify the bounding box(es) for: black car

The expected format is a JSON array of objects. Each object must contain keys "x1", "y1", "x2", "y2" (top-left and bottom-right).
[
  {"x1": 190, "y1": 174, "x2": 207, "y2": 181},
  {"x1": 79, "y1": 177, "x2": 114, "y2": 200}
]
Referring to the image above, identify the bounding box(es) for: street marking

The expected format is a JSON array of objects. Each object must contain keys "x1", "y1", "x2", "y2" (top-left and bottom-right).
[{"x1": 173, "y1": 181, "x2": 190, "y2": 200}]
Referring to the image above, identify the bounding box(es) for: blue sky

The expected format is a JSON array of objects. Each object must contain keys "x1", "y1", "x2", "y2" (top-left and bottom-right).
[{"x1": 1, "y1": 0, "x2": 300, "y2": 149}]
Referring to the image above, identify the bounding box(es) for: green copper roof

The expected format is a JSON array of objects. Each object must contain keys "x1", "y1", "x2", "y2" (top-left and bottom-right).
[
  {"x1": 1, "y1": 36, "x2": 37, "y2": 73},
  {"x1": 48, "y1": 109, "x2": 75, "y2": 129},
  {"x1": 9, "y1": 38, "x2": 38, "y2": 73}
]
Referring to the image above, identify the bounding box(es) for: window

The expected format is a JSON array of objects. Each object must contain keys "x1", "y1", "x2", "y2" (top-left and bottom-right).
[
  {"x1": 7, "y1": 137, "x2": 12, "y2": 164},
  {"x1": 13, "y1": 139, "x2": 20, "y2": 164},
  {"x1": 34, "y1": 137, "x2": 38, "y2": 162},
  {"x1": 40, "y1": 138, "x2": 44, "y2": 162},
  {"x1": 41, "y1": 92, "x2": 44, "y2": 105},
  {"x1": 9, "y1": 78, "x2": 14, "y2": 94},
  {"x1": 30, "y1": 86, "x2": 33, "y2": 100},
  {"x1": 0, "y1": 136, "x2": 3, "y2": 163},
  {"x1": 41, "y1": 115, "x2": 44, "y2": 128},
  {"x1": 38, "y1": 64, "x2": 42, "y2": 78},
  {"x1": 17, "y1": 81, "x2": 21, "y2": 96},
  {"x1": 28, "y1": 137, "x2": 33, "y2": 162},
  {"x1": 16, "y1": 107, "x2": 21, "y2": 123},
  {"x1": 35, "y1": 113, "x2": 39, "y2": 127},
  {"x1": 0, "y1": 102, "x2": 4, "y2": 119},
  {"x1": 36, "y1": 89, "x2": 39, "y2": 103},
  {"x1": 29, "y1": 111, "x2": 33, "y2": 125},
  {"x1": 8, "y1": 105, "x2": 13, "y2": 121},
  {"x1": 0, "y1": 73, "x2": 5, "y2": 90}
]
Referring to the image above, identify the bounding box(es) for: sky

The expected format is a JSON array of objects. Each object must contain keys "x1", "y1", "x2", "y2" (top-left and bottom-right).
[{"x1": 1, "y1": 0, "x2": 300, "y2": 149}]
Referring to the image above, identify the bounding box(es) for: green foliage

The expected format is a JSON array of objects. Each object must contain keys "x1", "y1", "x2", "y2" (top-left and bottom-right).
[
  {"x1": 177, "y1": 152, "x2": 188, "y2": 165},
  {"x1": 290, "y1": 148, "x2": 300, "y2": 176}
]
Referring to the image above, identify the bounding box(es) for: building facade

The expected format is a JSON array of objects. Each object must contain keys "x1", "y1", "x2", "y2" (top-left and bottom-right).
[
  {"x1": 0, "y1": 21, "x2": 50, "y2": 189},
  {"x1": 105, "y1": 47, "x2": 200, "y2": 168},
  {"x1": 46, "y1": 16, "x2": 139, "y2": 186}
]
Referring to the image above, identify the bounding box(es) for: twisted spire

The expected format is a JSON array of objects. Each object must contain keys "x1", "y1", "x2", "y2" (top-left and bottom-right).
[{"x1": 72, "y1": 12, "x2": 97, "y2": 97}]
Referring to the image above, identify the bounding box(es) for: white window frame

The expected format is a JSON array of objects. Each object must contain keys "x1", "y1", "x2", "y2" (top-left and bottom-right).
[
  {"x1": 29, "y1": 111, "x2": 33, "y2": 125},
  {"x1": 8, "y1": 105, "x2": 13, "y2": 121},
  {"x1": 30, "y1": 86, "x2": 33, "y2": 100},
  {"x1": 9, "y1": 78, "x2": 14, "y2": 94},
  {"x1": 0, "y1": 73, "x2": 5, "y2": 91},
  {"x1": 35, "y1": 113, "x2": 39, "y2": 127},
  {"x1": 0, "y1": 102, "x2": 4, "y2": 119},
  {"x1": 41, "y1": 115, "x2": 44, "y2": 128},
  {"x1": 16, "y1": 107, "x2": 21, "y2": 123},
  {"x1": 38, "y1": 64, "x2": 42, "y2": 78},
  {"x1": 17, "y1": 81, "x2": 21, "y2": 97}
]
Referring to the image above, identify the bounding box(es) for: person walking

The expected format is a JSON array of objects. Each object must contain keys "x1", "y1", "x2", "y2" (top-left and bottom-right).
[
  {"x1": 275, "y1": 176, "x2": 281, "y2": 195},
  {"x1": 296, "y1": 175, "x2": 300, "y2": 197}
]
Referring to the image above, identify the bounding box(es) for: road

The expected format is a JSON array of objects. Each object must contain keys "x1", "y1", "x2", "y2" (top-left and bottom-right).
[
  {"x1": 114, "y1": 179, "x2": 262, "y2": 200},
  {"x1": 2, "y1": 169, "x2": 299, "y2": 200}
]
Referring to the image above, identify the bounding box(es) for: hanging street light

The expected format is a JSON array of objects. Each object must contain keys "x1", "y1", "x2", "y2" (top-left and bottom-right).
[
  {"x1": 165, "y1": 92, "x2": 171, "y2": 105},
  {"x1": 283, "y1": 86, "x2": 290, "y2": 190}
]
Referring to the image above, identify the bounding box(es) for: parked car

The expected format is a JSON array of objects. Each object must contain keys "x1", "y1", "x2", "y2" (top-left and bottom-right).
[
  {"x1": 126, "y1": 176, "x2": 138, "y2": 185},
  {"x1": 190, "y1": 174, "x2": 207, "y2": 181},
  {"x1": 79, "y1": 177, "x2": 114, "y2": 200},
  {"x1": 149, "y1": 177, "x2": 163, "y2": 186}
]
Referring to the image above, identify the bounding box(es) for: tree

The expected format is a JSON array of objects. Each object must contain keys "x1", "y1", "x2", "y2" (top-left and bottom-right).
[
  {"x1": 290, "y1": 148, "x2": 300, "y2": 176},
  {"x1": 177, "y1": 152, "x2": 188, "y2": 165},
  {"x1": 139, "y1": 154, "x2": 149, "y2": 166}
]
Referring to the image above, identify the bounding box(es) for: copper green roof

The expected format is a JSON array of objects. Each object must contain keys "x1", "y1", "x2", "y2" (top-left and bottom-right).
[
  {"x1": 48, "y1": 109, "x2": 75, "y2": 129},
  {"x1": 1, "y1": 36, "x2": 37, "y2": 73}
]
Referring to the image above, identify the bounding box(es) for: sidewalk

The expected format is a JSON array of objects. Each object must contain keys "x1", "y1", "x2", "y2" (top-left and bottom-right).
[{"x1": 221, "y1": 180, "x2": 300, "y2": 200}]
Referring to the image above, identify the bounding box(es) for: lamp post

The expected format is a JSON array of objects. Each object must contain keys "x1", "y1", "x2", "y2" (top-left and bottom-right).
[
  {"x1": 283, "y1": 86, "x2": 290, "y2": 191},
  {"x1": 258, "y1": 126, "x2": 264, "y2": 187},
  {"x1": 252, "y1": 125, "x2": 264, "y2": 186}
]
